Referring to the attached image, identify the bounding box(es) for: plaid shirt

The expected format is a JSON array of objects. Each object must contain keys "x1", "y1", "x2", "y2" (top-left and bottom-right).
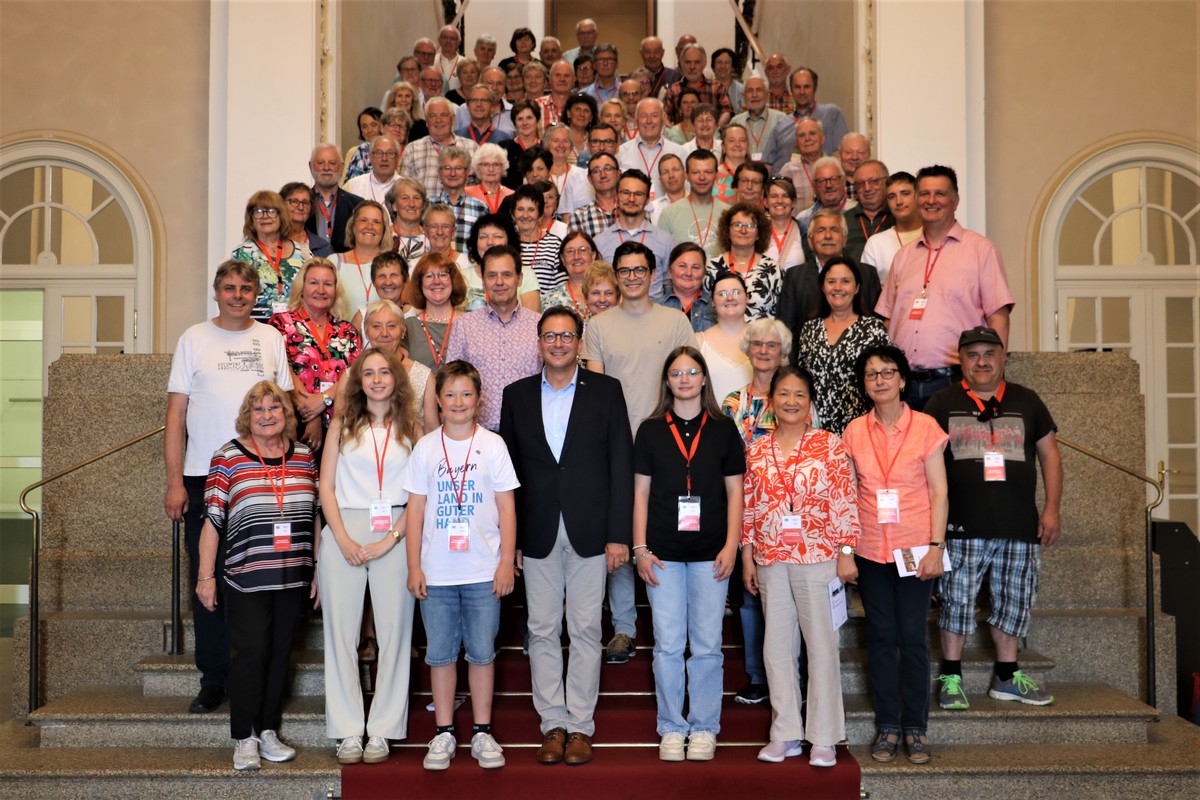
[
  {"x1": 536, "y1": 94, "x2": 567, "y2": 131},
  {"x1": 400, "y1": 136, "x2": 478, "y2": 197},
  {"x1": 438, "y1": 192, "x2": 489, "y2": 255},
  {"x1": 665, "y1": 77, "x2": 732, "y2": 124},
  {"x1": 567, "y1": 199, "x2": 618, "y2": 238},
  {"x1": 767, "y1": 87, "x2": 795, "y2": 115}
]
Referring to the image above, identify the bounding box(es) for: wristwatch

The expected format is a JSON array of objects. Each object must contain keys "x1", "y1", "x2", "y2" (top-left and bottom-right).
[
  {"x1": 839, "y1": 545, "x2": 854, "y2": 556},
  {"x1": 323, "y1": 393, "x2": 334, "y2": 408},
  {"x1": 930, "y1": 541, "x2": 946, "y2": 550}
]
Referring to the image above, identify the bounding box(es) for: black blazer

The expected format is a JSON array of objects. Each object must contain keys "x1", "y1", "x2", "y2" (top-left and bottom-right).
[
  {"x1": 307, "y1": 188, "x2": 365, "y2": 254},
  {"x1": 499, "y1": 370, "x2": 634, "y2": 560},
  {"x1": 778, "y1": 257, "x2": 882, "y2": 365}
]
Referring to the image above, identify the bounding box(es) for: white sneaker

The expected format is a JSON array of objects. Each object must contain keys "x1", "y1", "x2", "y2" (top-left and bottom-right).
[
  {"x1": 233, "y1": 736, "x2": 261, "y2": 771},
  {"x1": 258, "y1": 730, "x2": 296, "y2": 762},
  {"x1": 758, "y1": 739, "x2": 804, "y2": 762},
  {"x1": 659, "y1": 731, "x2": 686, "y2": 762},
  {"x1": 809, "y1": 744, "x2": 838, "y2": 768},
  {"x1": 424, "y1": 731, "x2": 457, "y2": 771},
  {"x1": 470, "y1": 731, "x2": 505, "y2": 768},
  {"x1": 363, "y1": 735, "x2": 390, "y2": 764},
  {"x1": 686, "y1": 731, "x2": 717, "y2": 761},
  {"x1": 336, "y1": 735, "x2": 364, "y2": 765}
]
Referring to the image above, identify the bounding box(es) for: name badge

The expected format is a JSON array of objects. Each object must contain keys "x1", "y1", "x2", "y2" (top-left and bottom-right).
[
  {"x1": 780, "y1": 514, "x2": 804, "y2": 545},
  {"x1": 272, "y1": 300, "x2": 290, "y2": 315},
  {"x1": 678, "y1": 496, "x2": 701, "y2": 531},
  {"x1": 750, "y1": 153, "x2": 763, "y2": 162},
  {"x1": 370, "y1": 499, "x2": 393, "y2": 533},
  {"x1": 983, "y1": 450, "x2": 1007, "y2": 481},
  {"x1": 273, "y1": 521, "x2": 292, "y2": 551},
  {"x1": 877, "y1": 489, "x2": 900, "y2": 524},
  {"x1": 448, "y1": 519, "x2": 470, "y2": 552},
  {"x1": 908, "y1": 296, "x2": 928, "y2": 320},
  {"x1": 319, "y1": 381, "x2": 335, "y2": 394}
]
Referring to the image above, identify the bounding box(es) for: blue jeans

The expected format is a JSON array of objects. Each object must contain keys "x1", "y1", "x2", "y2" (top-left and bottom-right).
[
  {"x1": 606, "y1": 561, "x2": 637, "y2": 637},
  {"x1": 855, "y1": 556, "x2": 934, "y2": 734},
  {"x1": 740, "y1": 586, "x2": 766, "y2": 685},
  {"x1": 420, "y1": 581, "x2": 500, "y2": 666},
  {"x1": 645, "y1": 560, "x2": 729, "y2": 735}
]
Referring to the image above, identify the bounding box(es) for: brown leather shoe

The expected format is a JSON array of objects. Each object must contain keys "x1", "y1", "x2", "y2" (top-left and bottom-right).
[
  {"x1": 564, "y1": 732, "x2": 593, "y2": 765},
  {"x1": 537, "y1": 728, "x2": 567, "y2": 764}
]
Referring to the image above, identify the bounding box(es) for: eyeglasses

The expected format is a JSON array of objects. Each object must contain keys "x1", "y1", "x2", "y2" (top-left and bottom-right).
[
  {"x1": 594, "y1": 57, "x2": 616, "y2": 64},
  {"x1": 539, "y1": 331, "x2": 579, "y2": 344},
  {"x1": 864, "y1": 368, "x2": 899, "y2": 381},
  {"x1": 618, "y1": 189, "x2": 647, "y2": 199},
  {"x1": 439, "y1": 164, "x2": 467, "y2": 172},
  {"x1": 285, "y1": 198, "x2": 312, "y2": 208},
  {"x1": 373, "y1": 150, "x2": 399, "y2": 159},
  {"x1": 564, "y1": 246, "x2": 594, "y2": 257},
  {"x1": 731, "y1": 221, "x2": 757, "y2": 231},
  {"x1": 252, "y1": 208, "x2": 279, "y2": 218},
  {"x1": 589, "y1": 165, "x2": 618, "y2": 175},
  {"x1": 478, "y1": 162, "x2": 503, "y2": 169},
  {"x1": 425, "y1": 223, "x2": 454, "y2": 232},
  {"x1": 668, "y1": 368, "x2": 702, "y2": 379},
  {"x1": 616, "y1": 266, "x2": 650, "y2": 277},
  {"x1": 590, "y1": 138, "x2": 618, "y2": 148},
  {"x1": 749, "y1": 340, "x2": 781, "y2": 350},
  {"x1": 422, "y1": 271, "x2": 451, "y2": 282},
  {"x1": 854, "y1": 177, "x2": 885, "y2": 189},
  {"x1": 814, "y1": 177, "x2": 843, "y2": 187},
  {"x1": 716, "y1": 289, "x2": 743, "y2": 298}
]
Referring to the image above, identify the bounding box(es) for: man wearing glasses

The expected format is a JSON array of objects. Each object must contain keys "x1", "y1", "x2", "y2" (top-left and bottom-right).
[
  {"x1": 583, "y1": 241, "x2": 697, "y2": 666},
  {"x1": 583, "y1": 44, "x2": 621, "y2": 105},
  {"x1": 433, "y1": 146, "x2": 489, "y2": 255},
  {"x1": 499, "y1": 306, "x2": 634, "y2": 766},
  {"x1": 594, "y1": 169, "x2": 675, "y2": 300},
  {"x1": 343, "y1": 135, "x2": 400, "y2": 207},
  {"x1": 843, "y1": 159, "x2": 895, "y2": 263},
  {"x1": 575, "y1": 123, "x2": 619, "y2": 170},
  {"x1": 567, "y1": 153, "x2": 621, "y2": 238},
  {"x1": 797, "y1": 157, "x2": 853, "y2": 242}
]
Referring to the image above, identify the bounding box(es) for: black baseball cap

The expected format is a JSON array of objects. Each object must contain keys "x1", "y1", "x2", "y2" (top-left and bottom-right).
[{"x1": 958, "y1": 326, "x2": 1003, "y2": 349}]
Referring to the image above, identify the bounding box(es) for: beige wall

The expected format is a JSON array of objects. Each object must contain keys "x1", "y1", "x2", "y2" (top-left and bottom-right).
[
  {"x1": 755, "y1": 0, "x2": 857, "y2": 128},
  {"x1": 983, "y1": 0, "x2": 1199, "y2": 350},
  {"x1": 0, "y1": 0, "x2": 210, "y2": 353}
]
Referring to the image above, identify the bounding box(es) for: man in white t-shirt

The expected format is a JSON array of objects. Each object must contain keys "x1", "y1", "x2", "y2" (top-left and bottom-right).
[
  {"x1": 861, "y1": 171, "x2": 924, "y2": 286},
  {"x1": 165, "y1": 259, "x2": 294, "y2": 715},
  {"x1": 582, "y1": 241, "x2": 696, "y2": 665}
]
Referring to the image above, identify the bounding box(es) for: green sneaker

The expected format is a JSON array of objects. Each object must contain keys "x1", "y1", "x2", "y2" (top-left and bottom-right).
[
  {"x1": 937, "y1": 673, "x2": 970, "y2": 709},
  {"x1": 988, "y1": 670, "x2": 1055, "y2": 705}
]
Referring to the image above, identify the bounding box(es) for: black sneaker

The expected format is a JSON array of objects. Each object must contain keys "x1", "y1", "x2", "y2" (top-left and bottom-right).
[
  {"x1": 189, "y1": 685, "x2": 225, "y2": 713},
  {"x1": 734, "y1": 683, "x2": 769, "y2": 704},
  {"x1": 604, "y1": 633, "x2": 635, "y2": 664}
]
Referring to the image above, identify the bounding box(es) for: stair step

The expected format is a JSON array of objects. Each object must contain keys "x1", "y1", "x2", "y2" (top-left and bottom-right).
[{"x1": 29, "y1": 681, "x2": 1146, "y2": 750}]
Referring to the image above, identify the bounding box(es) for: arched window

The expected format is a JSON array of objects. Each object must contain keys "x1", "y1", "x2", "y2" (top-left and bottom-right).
[{"x1": 1040, "y1": 141, "x2": 1200, "y2": 532}]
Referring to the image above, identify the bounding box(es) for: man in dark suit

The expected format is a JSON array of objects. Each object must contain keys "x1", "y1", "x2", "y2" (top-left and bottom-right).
[
  {"x1": 499, "y1": 305, "x2": 634, "y2": 767},
  {"x1": 306, "y1": 144, "x2": 364, "y2": 253}
]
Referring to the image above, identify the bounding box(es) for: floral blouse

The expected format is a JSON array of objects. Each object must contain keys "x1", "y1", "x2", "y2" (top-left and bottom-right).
[
  {"x1": 705, "y1": 253, "x2": 782, "y2": 321},
  {"x1": 232, "y1": 238, "x2": 312, "y2": 323},
  {"x1": 269, "y1": 310, "x2": 361, "y2": 423},
  {"x1": 742, "y1": 428, "x2": 860, "y2": 566},
  {"x1": 795, "y1": 315, "x2": 891, "y2": 436},
  {"x1": 723, "y1": 385, "x2": 777, "y2": 446}
]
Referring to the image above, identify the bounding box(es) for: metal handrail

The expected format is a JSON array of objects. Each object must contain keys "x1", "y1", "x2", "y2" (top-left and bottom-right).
[
  {"x1": 18, "y1": 424, "x2": 169, "y2": 717},
  {"x1": 1057, "y1": 435, "x2": 1166, "y2": 708}
]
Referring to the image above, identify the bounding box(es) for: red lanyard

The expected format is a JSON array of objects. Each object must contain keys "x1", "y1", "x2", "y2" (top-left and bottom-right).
[
  {"x1": 679, "y1": 293, "x2": 698, "y2": 316},
  {"x1": 469, "y1": 124, "x2": 494, "y2": 144},
  {"x1": 801, "y1": 161, "x2": 815, "y2": 190},
  {"x1": 256, "y1": 239, "x2": 284, "y2": 285},
  {"x1": 420, "y1": 309, "x2": 454, "y2": 368},
  {"x1": 666, "y1": 411, "x2": 708, "y2": 495},
  {"x1": 565, "y1": 282, "x2": 588, "y2": 318},
  {"x1": 250, "y1": 439, "x2": 287, "y2": 516},
  {"x1": 867, "y1": 407, "x2": 913, "y2": 491},
  {"x1": 638, "y1": 140, "x2": 664, "y2": 181},
  {"x1": 297, "y1": 309, "x2": 332, "y2": 361},
  {"x1": 725, "y1": 251, "x2": 756, "y2": 276},
  {"x1": 922, "y1": 235, "x2": 945, "y2": 291},
  {"x1": 551, "y1": 171, "x2": 568, "y2": 201},
  {"x1": 351, "y1": 249, "x2": 373, "y2": 303},
  {"x1": 617, "y1": 227, "x2": 648, "y2": 244},
  {"x1": 740, "y1": 388, "x2": 760, "y2": 445},
  {"x1": 747, "y1": 115, "x2": 768, "y2": 150},
  {"x1": 624, "y1": 122, "x2": 638, "y2": 140},
  {"x1": 963, "y1": 380, "x2": 1006, "y2": 444},
  {"x1": 439, "y1": 425, "x2": 478, "y2": 513},
  {"x1": 768, "y1": 426, "x2": 810, "y2": 513},
  {"x1": 860, "y1": 212, "x2": 890, "y2": 240},
  {"x1": 315, "y1": 194, "x2": 333, "y2": 226},
  {"x1": 370, "y1": 422, "x2": 393, "y2": 496},
  {"x1": 689, "y1": 201, "x2": 716, "y2": 247},
  {"x1": 481, "y1": 187, "x2": 503, "y2": 214},
  {"x1": 770, "y1": 221, "x2": 793, "y2": 256}
]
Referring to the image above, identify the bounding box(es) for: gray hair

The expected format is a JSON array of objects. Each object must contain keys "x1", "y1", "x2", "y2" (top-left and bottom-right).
[{"x1": 740, "y1": 317, "x2": 793, "y2": 361}]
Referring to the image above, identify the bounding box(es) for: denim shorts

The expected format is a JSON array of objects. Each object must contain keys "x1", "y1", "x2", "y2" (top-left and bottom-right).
[{"x1": 420, "y1": 581, "x2": 500, "y2": 666}]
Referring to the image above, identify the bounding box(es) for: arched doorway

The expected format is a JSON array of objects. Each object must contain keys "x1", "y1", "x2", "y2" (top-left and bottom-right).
[{"x1": 1039, "y1": 141, "x2": 1200, "y2": 532}]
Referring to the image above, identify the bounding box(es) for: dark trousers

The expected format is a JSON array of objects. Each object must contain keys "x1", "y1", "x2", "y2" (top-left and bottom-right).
[
  {"x1": 225, "y1": 585, "x2": 306, "y2": 740},
  {"x1": 855, "y1": 556, "x2": 934, "y2": 734},
  {"x1": 903, "y1": 368, "x2": 961, "y2": 412},
  {"x1": 184, "y1": 474, "x2": 229, "y2": 687}
]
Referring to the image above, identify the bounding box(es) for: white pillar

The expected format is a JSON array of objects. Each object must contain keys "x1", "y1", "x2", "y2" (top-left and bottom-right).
[{"x1": 874, "y1": 0, "x2": 986, "y2": 233}]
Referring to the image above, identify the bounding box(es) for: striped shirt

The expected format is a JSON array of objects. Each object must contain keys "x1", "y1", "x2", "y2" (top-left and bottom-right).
[
  {"x1": 520, "y1": 231, "x2": 565, "y2": 295},
  {"x1": 204, "y1": 440, "x2": 318, "y2": 593}
]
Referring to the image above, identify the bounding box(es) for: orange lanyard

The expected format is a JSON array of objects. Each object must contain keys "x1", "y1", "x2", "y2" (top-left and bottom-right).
[
  {"x1": 617, "y1": 227, "x2": 648, "y2": 244},
  {"x1": 351, "y1": 249, "x2": 373, "y2": 303},
  {"x1": 297, "y1": 309, "x2": 332, "y2": 361},
  {"x1": 255, "y1": 239, "x2": 284, "y2": 285},
  {"x1": 768, "y1": 426, "x2": 810, "y2": 513},
  {"x1": 249, "y1": 439, "x2": 287, "y2": 516},
  {"x1": 867, "y1": 407, "x2": 912, "y2": 491},
  {"x1": 666, "y1": 411, "x2": 708, "y2": 495},
  {"x1": 922, "y1": 236, "x2": 945, "y2": 292},
  {"x1": 747, "y1": 115, "x2": 768, "y2": 150},
  {"x1": 439, "y1": 425, "x2": 478, "y2": 513},
  {"x1": 770, "y1": 221, "x2": 793, "y2": 256},
  {"x1": 369, "y1": 422, "x2": 393, "y2": 496},
  {"x1": 420, "y1": 309, "x2": 454, "y2": 368},
  {"x1": 481, "y1": 187, "x2": 503, "y2": 214},
  {"x1": 638, "y1": 141, "x2": 664, "y2": 180},
  {"x1": 689, "y1": 201, "x2": 716, "y2": 247},
  {"x1": 565, "y1": 282, "x2": 588, "y2": 319},
  {"x1": 859, "y1": 212, "x2": 890, "y2": 240},
  {"x1": 469, "y1": 124, "x2": 494, "y2": 145},
  {"x1": 725, "y1": 251, "x2": 756, "y2": 276}
]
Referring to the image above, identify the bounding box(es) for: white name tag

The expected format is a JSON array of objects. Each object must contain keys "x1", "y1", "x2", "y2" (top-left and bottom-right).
[
  {"x1": 780, "y1": 514, "x2": 804, "y2": 545},
  {"x1": 877, "y1": 489, "x2": 900, "y2": 524},
  {"x1": 272, "y1": 300, "x2": 290, "y2": 315},
  {"x1": 273, "y1": 521, "x2": 292, "y2": 551},
  {"x1": 983, "y1": 450, "x2": 1007, "y2": 481},
  {"x1": 448, "y1": 519, "x2": 470, "y2": 552},
  {"x1": 370, "y1": 499, "x2": 393, "y2": 533},
  {"x1": 677, "y1": 496, "x2": 701, "y2": 531},
  {"x1": 908, "y1": 296, "x2": 928, "y2": 320}
]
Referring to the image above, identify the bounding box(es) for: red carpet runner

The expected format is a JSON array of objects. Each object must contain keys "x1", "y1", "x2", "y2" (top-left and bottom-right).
[{"x1": 342, "y1": 597, "x2": 861, "y2": 798}]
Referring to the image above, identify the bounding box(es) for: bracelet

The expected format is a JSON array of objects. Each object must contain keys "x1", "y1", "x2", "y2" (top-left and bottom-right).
[
  {"x1": 391, "y1": 528, "x2": 402, "y2": 541},
  {"x1": 197, "y1": 575, "x2": 215, "y2": 582},
  {"x1": 637, "y1": 551, "x2": 653, "y2": 560},
  {"x1": 631, "y1": 544, "x2": 648, "y2": 552}
]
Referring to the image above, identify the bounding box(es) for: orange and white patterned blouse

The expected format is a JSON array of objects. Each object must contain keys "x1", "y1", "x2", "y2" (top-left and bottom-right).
[{"x1": 742, "y1": 428, "x2": 860, "y2": 566}]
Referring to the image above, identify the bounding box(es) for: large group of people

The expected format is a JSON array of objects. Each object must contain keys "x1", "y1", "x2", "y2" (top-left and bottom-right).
[{"x1": 164, "y1": 16, "x2": 1064, "y2": 775}]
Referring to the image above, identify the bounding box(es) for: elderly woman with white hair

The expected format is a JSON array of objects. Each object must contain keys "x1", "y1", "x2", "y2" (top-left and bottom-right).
[{"x1": 466, "y1": 143, "x2": 514, "y2": 215}]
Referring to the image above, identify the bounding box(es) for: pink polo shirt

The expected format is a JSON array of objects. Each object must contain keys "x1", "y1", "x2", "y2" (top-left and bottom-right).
[
  {"x1": 841, "y1": 405, "x2": 948, "y2": 564},
  {"x1": 875, "y1": 222, "x2": 1014, "y2": 369}
]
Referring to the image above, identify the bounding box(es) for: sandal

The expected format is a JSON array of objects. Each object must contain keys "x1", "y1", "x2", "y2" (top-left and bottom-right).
[
  {"x1": 871, "y1": 728, "x2": 899, "y2": 763},
  {"x1": 904, "y1": 731, "x2": 932, "y2": 764}
]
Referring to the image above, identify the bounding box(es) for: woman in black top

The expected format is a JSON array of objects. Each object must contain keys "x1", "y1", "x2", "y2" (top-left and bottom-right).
[{"x1": 633, "y1": 345, "x2": 745, "y2": 764}]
